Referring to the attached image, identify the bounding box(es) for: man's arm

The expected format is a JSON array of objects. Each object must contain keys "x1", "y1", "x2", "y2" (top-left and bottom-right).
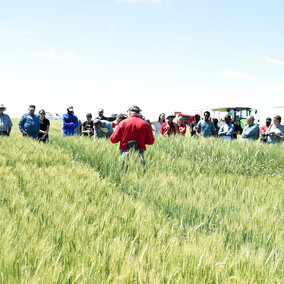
[
  {"x1": 211, "y1": 123, "x2": 216, "y2": 136},
  {"x1": 62, "y1": 115, "x2": 74, "y2": 128},
  {"x1": 7, "y1": 115, "x2": 13, "y2": 134},
  {"x1": 73, "y1": 116, "x2": 79, "y2": 129},
  {"x1": 243, "y1": 125, "x2": 259, "y2": 139},
  {"x1": 218, "y1": 125, "x2": 225, "y2": 136},
  {"x1": 110, "y1": 124, "x2": 122, "y2": 144},
  {"x1": 106, "y1": 123, "x2": 114, "y2": 137},
  {"x1": 226, "y1": 124, "x2": 235, "y2": 136},
  {"x1": 145, "y1": 124, "x2": 155, "y2": 145},
  {"x1": 18, "y1": 114, "x2": 26, "y2": 133},
  {"x1": 195, "y1": 121, "x2": 201, "y2": 136},
  {"x1": 174, "y1": 123, "x2": 179, "y2": 134},
  {"x1": 36, "y1": 117, "x2": 40, "y2": 134}
]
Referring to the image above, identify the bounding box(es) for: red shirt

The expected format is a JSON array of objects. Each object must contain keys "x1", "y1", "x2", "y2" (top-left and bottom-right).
[
  {"x1": 160, "y1": 122, "x2": 178, "y2": 136},
  {"x1": 110, "y1": 115, "x2": 155, "y2": 150},
  {"x1": 260, "y1": 125, "x2": 269, "y2": 132},
  {"x1": 111, "y1": 120, "x2": 120, "y2": 130},
  {"x1": 178, "y1": 123, "x2": 186, "y2": 135}
]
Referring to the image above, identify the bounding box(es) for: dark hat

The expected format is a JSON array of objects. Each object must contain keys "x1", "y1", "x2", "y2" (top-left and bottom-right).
[
  {"x1": 128, "y1": 105, "x2": 141, "y2": 114},
  {"x1": 166, "y1": 114, "x2": 175, "y2": 119},
  {"x1": 29, "y1": 105, "x2": 36, "y2": 110},
  {"x1": 266, "y1": 117, "x2": 272, "y2": 122},
  {"x1": 93, "y1": 118, "x2": 102, "y2": 127}
]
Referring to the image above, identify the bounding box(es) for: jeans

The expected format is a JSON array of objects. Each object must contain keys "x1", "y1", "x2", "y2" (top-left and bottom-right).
[
  {"x1": 120, "y1": 149, "x2": 145, "y2": 168},
  {"x1": 38, "y1": 135, "x2": 49, "y2": 143}
]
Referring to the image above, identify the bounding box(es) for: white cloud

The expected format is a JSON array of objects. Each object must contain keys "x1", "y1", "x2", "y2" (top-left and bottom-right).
[
  {"x1": 0, "y1": 26, "x2": 36, "y2": 42},
  {"x1": 263, "y1": 56, "x2": 284, "y2": 64},
  {"x1": 65, "y1": 51, "x2": 76, "y2": 57},
  {"x1": 222, "y1": 69, "x2": 249, "y2": 79}
]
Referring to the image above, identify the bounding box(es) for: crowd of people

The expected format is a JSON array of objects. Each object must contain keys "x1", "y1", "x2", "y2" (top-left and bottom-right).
[{"x1": 0, "y1": 104, "x2": 284, "y2": 148}]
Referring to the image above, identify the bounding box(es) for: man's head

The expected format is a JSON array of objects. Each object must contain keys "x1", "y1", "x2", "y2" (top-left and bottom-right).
[
  {"x1": 98, "y1": 108, "x2": 104, "y2": 117},
  {"x1": 28, "y1": 105, "x2": 36, "y2": 114},
  {"x1": 212, "y1": 118, "x2": 218, "y2": 125},
  {"x1": 166, "y1": 114, "x2": 175, "y2": 123},
  {"x1": 246, "y1": 115, "x2": 255, "y2": 125},
  {"x1": 86, "y1": 113, "x2": 92, "y2": 121},
  {"x1": 0, "y1": 104, "x2": 6, "y2": 114},
  {"x1": 128, "y1": 105, "x2": 141, "y2": 116},
  {"x1": 273, "y1": 115, "x2": 281, "y2": 126},
  {"x1": 93, "y1": 119, "x2": 102, "y2": 129},
  {"x1": 116, "y1": 113, "x2": 123, "y2": 121},
  {"x1": 204, "y1": 111, "x2": 210, "y2": 122},
  {"x1": 265, "y1": 117, "x2": 272, "y2": 127},
  {"x1": 177, "y1": 116, "x2": 184, "y2": 125},
  {"x1": 67, "y1": 106, "x2": 74, "y2": 115},
  {"x1": 224, "y1": 115, "x2": 231, "y2": 124},
  {"x1": 194, "y1": 114, "x2": 200, "y2": 122}
]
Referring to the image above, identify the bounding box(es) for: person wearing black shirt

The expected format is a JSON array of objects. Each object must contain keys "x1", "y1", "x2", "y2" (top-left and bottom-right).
[
  {"x1": 190, "y1": 114, "x2": 201, "y2": 136},
  {"x1": 82, "y1": 113, "x2": 94, "y2": 136},
  {"x1": 38, "y1": 109, "x2": 50, "y2": 143},
  {"x1": 95, "y1": 108, "x2": 108, "y2": 120}
]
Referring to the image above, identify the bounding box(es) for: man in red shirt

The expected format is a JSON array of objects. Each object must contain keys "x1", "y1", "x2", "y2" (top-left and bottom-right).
[
  {"x1": 110, "y1": 105, "x2": 155, "y2": 165},
  {"x1": 160, "y1": 114, "x2": 179, "y2": 136},
  {"x1": 260, "y1": 117, "x2": 271, "y2": 143}
]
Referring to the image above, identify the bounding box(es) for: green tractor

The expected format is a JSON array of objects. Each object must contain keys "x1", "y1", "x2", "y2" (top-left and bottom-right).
[{"x1": 211, "y1": 107, "x2": 259, "y2": 133}]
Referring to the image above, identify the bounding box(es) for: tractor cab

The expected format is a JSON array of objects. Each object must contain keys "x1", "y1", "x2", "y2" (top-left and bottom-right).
[{"x1": 211, "y1": 107, "x2": 259, "y2": 132}]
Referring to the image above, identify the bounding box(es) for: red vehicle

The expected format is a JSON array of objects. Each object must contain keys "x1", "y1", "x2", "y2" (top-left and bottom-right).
[{"x1": 177, "y1": 114, "x2": 194, "y2": 125}]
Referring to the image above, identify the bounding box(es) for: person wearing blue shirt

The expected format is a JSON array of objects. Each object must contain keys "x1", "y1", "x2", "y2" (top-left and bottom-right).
[
  {"x1": 18, "y1": 105, "x2": 40, "y2": 139},
  {"x1": 242, "y1": 115, "x2": 259, "y2": 141},
  {"x1": 93, "y1": 119, "x2": 113, "y2": 138},
  {"x1": 196, "y1": 111, "x2": 215, "y2": 138},
  {"x1": 62, "y1": 106, "x2": 79, "y2": 136},
  {"x1": 0, "y1": 104, "x2": 13, "y2": 136},
  {"x1": 218, "y1": 115, "x2": 235, "y2": 141},
  {"x1": 265, "y1": 115, "x2": 284, "y2": 144}
]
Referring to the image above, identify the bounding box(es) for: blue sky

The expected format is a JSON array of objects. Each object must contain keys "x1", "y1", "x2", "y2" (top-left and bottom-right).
[{"x1": 1, "y1": 0, "x2": 284, "y2": 120}]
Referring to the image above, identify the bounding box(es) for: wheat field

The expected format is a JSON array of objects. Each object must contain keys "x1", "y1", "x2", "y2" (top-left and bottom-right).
[{"x1": 0, "y1": 120, "x2": 283, "y2": 283}]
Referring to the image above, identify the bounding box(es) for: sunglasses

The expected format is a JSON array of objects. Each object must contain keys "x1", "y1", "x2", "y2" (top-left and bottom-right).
[{"x1": 39, "y1": 112, "x2": 45, "y2": 115}]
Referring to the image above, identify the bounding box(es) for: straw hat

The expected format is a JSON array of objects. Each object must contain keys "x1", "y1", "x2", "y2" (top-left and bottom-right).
[{"x1": 0, "y1": 104, "x2": 7, "y2": 111}]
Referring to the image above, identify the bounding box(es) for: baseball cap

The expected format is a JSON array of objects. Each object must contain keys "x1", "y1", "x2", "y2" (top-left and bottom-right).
[
  {"x1": 67, "y1": 106, "x2": 74, "y2": 111},
  {"x1": 29, "y1": 105, "x2": 36, "y2": 110},
  {"x1": 128, "y1": 105, "x2": 141, "y2": 114}
]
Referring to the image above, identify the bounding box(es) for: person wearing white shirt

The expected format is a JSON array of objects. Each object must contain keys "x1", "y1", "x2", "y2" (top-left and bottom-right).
[{"x1": 152, "y1": 113, "x2": 165, "y2": 136}]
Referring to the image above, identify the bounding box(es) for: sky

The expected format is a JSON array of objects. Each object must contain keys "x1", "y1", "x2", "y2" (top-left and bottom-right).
[{"x1": 0, "y1": 0, "x2": 284, "y2": 121}]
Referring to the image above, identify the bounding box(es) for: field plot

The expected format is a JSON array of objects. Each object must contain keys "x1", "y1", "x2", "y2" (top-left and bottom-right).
[{"x1": 0, "y1": 120, "x2": 283, "y2": 283}]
